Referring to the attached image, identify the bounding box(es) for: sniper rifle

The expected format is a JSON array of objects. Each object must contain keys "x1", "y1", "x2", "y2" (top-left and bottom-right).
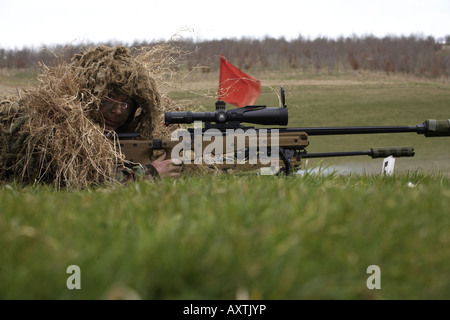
[{"x1": 118, "y1": 87, "x2": 450, "y2": 175}]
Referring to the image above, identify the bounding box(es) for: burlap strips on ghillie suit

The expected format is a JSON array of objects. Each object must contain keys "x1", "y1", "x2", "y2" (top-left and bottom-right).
[{"x1": 0, "y1": 45, "x2": 184, "y2": 189}]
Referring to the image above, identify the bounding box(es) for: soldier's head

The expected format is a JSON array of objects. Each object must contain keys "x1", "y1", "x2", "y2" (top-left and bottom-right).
[
  {"x1": 72, "y1": 45, "x2": 160, "y2": 137},
  {"x1": 99, "y1": 88, "x2": 137, "y2": 131}
]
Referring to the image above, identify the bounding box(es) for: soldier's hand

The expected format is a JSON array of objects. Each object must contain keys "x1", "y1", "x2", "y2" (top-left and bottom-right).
[{"x1": 151, "y1": 152, "x2": 182, "y2": 179}]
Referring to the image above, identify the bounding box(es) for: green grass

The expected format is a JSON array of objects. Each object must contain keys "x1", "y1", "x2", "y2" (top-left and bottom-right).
[{"x1": 1, "y1": 172, "x2": 449, "y2": 300}]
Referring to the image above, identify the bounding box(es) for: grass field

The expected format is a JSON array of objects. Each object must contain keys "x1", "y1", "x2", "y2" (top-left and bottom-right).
[
  {"x1": 0, "y1": 68, "x2": 449, "y2": 300},
  {"x1": 1, "y1": 173, "x2": 449, "y2": 300}
]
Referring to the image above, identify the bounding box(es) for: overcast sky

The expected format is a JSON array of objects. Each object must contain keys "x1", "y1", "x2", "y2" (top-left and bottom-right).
[{"x1": 1, "y1": 0, "x2": 449, "y2": 49}]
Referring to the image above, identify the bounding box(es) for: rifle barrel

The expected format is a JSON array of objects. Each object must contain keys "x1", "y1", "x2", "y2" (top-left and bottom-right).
[{"x1": 280, "y1": 125, "x2": 427, "y2": 136}]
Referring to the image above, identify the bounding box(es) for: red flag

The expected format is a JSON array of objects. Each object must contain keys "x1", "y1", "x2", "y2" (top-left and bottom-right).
[{"x1": 218, "y1": 54, "x2": 261, "y2": 108}]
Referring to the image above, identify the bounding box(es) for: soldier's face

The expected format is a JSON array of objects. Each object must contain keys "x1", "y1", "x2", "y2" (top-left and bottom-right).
[{"x1": 100, "y1": 91, "x2": 134, "y2": 130}]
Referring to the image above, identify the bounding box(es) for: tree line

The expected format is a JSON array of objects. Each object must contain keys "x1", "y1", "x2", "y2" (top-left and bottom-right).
[{"x1": 1, "y1": 34, "x2": 450, "y2": 79}]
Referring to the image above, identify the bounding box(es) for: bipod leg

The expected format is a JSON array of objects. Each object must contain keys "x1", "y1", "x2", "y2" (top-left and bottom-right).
[{"x1": 279, "y1": 148, "x2": 293, "y2": 176}]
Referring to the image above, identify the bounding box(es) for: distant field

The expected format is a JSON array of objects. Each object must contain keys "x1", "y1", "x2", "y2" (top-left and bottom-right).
[{"x1": 0, "y1": 68, "x2": 39, "y2": 94}]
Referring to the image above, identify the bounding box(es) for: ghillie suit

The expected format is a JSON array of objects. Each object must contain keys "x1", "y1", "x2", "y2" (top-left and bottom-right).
[{"x1": 0, "y1": 45, "x2": 185, "y2": 189}]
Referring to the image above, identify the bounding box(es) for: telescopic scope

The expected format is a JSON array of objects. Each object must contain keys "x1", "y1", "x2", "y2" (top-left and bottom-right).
[{"x1": 164, "y1": 101, "x2": 288, "y2": 127}]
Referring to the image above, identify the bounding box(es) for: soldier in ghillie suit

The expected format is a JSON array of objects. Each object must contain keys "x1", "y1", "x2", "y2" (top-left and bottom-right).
[{"x1": 0, "y1": 45, "x2": 183, "y2": 189}]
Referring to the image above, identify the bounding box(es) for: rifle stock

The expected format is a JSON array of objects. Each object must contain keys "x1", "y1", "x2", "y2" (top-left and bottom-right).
[{"x1": 118, "y1": 131, "x2": 308, "y2": 172}]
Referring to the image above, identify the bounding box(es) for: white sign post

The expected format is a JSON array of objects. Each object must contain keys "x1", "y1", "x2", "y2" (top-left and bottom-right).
[{"x1": 381, "y1": 156, "x2": 395, "y2": 176}]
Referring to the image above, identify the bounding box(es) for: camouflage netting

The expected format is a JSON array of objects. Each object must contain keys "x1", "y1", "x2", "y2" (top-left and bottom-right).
[{"x1": 0, "y1": 44, "x2": 187, "y2": 189}]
